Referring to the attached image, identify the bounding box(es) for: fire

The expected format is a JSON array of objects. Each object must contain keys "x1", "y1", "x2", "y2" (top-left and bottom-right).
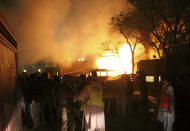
[{"x1": 96, "y1": 44, "x2": 132, "y2": 75}]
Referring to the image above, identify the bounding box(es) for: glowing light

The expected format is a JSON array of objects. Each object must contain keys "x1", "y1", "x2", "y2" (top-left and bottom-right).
[
  {"x1": 78, "y1": 57, "x2": 84, "y2": 62},
  {"x1": 38, "y1": 69, "x2": 41, "y2": 73},
  {"x1": 96, "y1": 71, "x2": 119, "y2": 76},
  {"x1": 119, "y1": 44, "x2": 132, "y2": 74},
  {"x1": 68, "y1": 58, "x2": 72, "y2": 61},
  {"x1": 81, "y1": 57, "x2": 85, "y2": 61},
  {"x1": 23, "y1": 69, "x2": 27, "y2": 72},
  {"x1": 96, "y1": 44, "x2": 132, "y2": 75},
  {"x1": 146, "y1": 76, "x2": 154, "y2": 82}
]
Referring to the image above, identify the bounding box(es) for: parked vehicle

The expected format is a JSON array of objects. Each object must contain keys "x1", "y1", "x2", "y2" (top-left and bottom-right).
[{"x1": 0, "y1": 16, "x2": 19, "y2": 131}]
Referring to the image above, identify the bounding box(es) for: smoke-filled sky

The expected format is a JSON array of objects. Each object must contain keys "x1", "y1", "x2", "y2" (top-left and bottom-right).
[{"x1": 0, "y1": 0, "x2": 127, "y2": 66}]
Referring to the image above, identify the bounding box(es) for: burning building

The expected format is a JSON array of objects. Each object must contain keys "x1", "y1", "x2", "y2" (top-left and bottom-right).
[{"x1": 0, "y1": 16, "x2": 21, "y2": 131}]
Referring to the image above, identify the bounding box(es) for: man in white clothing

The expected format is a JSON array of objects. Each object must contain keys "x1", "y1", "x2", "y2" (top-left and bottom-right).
[{"x1": 157, "y1": 77, "x2": 175, "y2": 131}]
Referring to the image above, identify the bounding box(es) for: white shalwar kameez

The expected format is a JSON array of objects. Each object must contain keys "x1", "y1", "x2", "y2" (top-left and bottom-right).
[
  {"x1": 157, "y1": 84, "x2": 175, "y2": 131},
  {"x1": 75, "y1": 82, "x2": 105, "y2": 131}
]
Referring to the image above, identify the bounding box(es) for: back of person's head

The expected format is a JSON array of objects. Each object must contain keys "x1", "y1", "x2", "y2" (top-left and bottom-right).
[
  {"x1": 41, "y1": 72, "x2": 47, "y2": 79},
  {"x1": 86, "y1": 76, "x2": 92, "y2": 83},
  {"x1": 121, "y1": 74, "x2": 127, "y2": 81},
  {"x1": 161, "y1": 74, "x2": 171, "y2": 85},
  {"x1": 126, "y1": 75, "x2": 130, "y2": 81},
  {"x1": 21, "y1": 72, "x2": 28, "y2": 79},
  {"x1": 31, "y1": 98, "x2": 35, "y2": 104},
  {"x1": 161, "y1": 74, "x2": 167, "y2": 81},
  {"x1": 161, "y1": 74, "x2": 173, "y2": 82},
  {"x1": 91, "y1": 71, "x2": 98, "y2": 81},
  {"x1": 92, "y1": 71, "x2": 97, "y2": 78},
  {"x1": 54, "y1": 76, "x2": 60, "y2": 81},
  {"x1": 136, "y1": 71, "x2": 145, "y2": 80},
  {"x1": 80, "y1": 74, "x2": 86, "y2": 80},
  {"x1": 47, "y1": 72, "x2": 51, "y2": 79}
]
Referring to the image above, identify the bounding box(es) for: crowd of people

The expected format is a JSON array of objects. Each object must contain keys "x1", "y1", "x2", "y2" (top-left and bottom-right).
[
  {"x1": 17, "y1": 70, "x2": 184, "y2": 131},
  {"x1": 18, "y1": 70, "x2": 151, "y2": 131},
  {"x1": 18, "y1": 72, "x2": 85, "y2": 130}
]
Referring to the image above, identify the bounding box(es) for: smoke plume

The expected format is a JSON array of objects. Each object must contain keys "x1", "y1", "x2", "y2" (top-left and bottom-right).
[{"x1": 0, "y1": 0, "x2": 126, "y2": 67}]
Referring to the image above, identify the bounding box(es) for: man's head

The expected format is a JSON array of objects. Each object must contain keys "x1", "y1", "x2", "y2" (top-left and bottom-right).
[
  {"x1": 47, "y1": 72, "x2": 51, "y2": 79},
  {"x1": 161, "y1": 79, "x2": 168, "y2": 85},
  {"x1": 161, "y1": 74, "x2": 169, "y2": 85},
  {"x1": 91, "y1": 70, "x2": 98, "y2": 81},
  {"x1": 136, "y1": 71, "x2": 145, "y2": 80},
  {"x1": 121, "y1": 74, "x2": 130, "y2": 82},
  {"x1": 32, "y1": 99, "x2": 35, "y2": 104},
  {"x1": 21, "y1": 72, "x2": 27, "y2": 79}
]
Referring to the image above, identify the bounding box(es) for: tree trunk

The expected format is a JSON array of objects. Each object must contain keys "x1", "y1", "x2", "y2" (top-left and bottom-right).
[{"x1": 132, "y1": 51, "x2": 135, "y2": 74}]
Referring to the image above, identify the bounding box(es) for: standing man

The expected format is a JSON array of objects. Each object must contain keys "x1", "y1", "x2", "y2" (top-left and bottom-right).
[
  {"x1": 74, "y1": 71, "x2": 105, "y2": 131},
  {"x1": 30, "y1": 99, "x2": 40, "y2": 129},
  {"x1": 116, "y1": 74, "x2": 131, "y2": 115},
  {"x1": 137, "y1": 71, "x2": 148, "y2": 114},
  {"x1": 157, "y1": 77, "x2": 175, "y2": 131}
]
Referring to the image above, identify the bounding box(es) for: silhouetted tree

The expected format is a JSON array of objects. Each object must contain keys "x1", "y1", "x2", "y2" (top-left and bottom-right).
[
  {"x1": 114, "y1": 0, "x2": 190, "y2": 61},
  {"x1": 112, "y1": 14, "x2": 144, "y2": 73}
]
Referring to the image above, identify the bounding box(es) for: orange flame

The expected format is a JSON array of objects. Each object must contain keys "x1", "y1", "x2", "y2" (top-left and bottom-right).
[{"x1": 96, "y1": 44, "x2": 132, "y2": 76}]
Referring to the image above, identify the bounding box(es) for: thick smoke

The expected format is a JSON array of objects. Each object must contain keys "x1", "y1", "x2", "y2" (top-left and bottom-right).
[{"x1": 0, "y1": 0, "x2": 126, "y2": 66}]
